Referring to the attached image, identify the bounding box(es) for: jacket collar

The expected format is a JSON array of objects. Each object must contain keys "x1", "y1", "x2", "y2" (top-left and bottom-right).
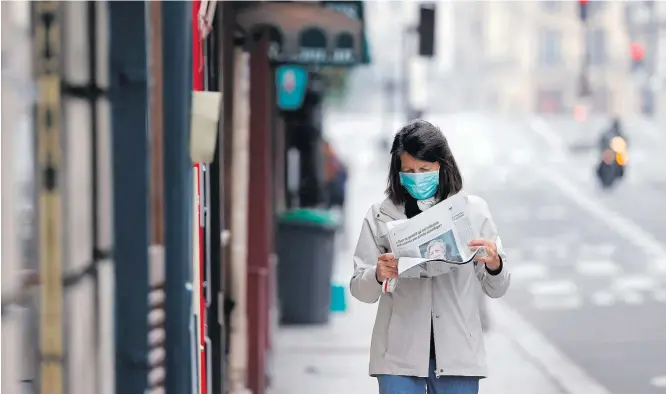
[{"x1": 378, "y1": 198, "x2": 406, "y2": 221}]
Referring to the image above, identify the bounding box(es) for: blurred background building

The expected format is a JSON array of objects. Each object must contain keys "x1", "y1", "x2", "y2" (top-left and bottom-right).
[
  {"x1": 432, "y1": 1, "x2": 639, "y2": 115},
  {"x1": 360, "y1": 1, "x2": 656, "y2": 117}
]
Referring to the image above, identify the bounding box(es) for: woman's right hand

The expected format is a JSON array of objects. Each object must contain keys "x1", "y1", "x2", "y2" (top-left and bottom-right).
[{"x1": 376, "y1": 253, "x2": 398, "y2": 282}]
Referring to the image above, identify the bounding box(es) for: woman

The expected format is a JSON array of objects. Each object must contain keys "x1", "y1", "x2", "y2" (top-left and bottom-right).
[{"x1": 350, "y1": 120, "x2": 510, "y2": 394}]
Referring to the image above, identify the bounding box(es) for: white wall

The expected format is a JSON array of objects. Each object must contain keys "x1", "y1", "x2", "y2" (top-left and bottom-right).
[{"x1": 1, "y1": 2, "x2": 35, "y2": 393}]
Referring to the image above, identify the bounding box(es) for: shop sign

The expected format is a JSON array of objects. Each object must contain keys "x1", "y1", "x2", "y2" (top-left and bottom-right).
[
  {"x1": 236, "y1": 1, "x2": 366, "y2": 66},
  {"x1": 276, "y1": 65, "x2": 308, "y2": 111}
]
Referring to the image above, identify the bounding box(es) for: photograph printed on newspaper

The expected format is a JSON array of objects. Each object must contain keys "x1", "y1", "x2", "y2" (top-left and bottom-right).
[{"x1": 386, "y1": 191, "x2": 486, "y2": 279}]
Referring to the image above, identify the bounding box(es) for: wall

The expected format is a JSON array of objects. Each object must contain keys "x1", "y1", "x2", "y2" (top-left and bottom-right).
[{"x1": 1, "y1": 2, "x2": 34, "y2": 393}]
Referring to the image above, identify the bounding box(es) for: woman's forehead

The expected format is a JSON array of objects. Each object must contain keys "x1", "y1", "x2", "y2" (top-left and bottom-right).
[{"x1": 400, "y1": 152, "x2": 437, "y2": 167}]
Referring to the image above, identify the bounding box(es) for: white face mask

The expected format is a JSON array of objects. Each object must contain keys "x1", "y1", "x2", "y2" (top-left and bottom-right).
[{"x1": 417, "y1": 196, "x2": 438, "y2": 211}]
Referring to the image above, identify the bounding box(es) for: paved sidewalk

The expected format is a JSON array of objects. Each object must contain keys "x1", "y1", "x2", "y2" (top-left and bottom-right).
[{"x1": 268, "y1": 252, "x2": 566, "y2": 394}]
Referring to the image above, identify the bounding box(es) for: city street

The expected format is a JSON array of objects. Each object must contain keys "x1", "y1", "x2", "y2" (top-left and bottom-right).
[
  {"x1": 435, "y1": 113, "x2": 666, "y2": 394},
  {"x1": 271, "y1": 112, "x2": 666, "y2": 394},
  {"x1": 270, "y1": 112, "x2": 571, "y2": 394}
]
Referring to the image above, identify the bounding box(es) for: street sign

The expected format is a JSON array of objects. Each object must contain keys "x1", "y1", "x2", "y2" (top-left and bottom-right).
[{"x1": 276, "y1": 65, "x2": 308, "y2": 111}]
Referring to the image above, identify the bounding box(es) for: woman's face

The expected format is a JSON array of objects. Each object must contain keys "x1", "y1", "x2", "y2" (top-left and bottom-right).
[
  {"x1": 428, "y1": 243, "x2": 446, "y2": 259},
  {"x1": 400, "y1": 152, "x2": 440, "y2": 174}
]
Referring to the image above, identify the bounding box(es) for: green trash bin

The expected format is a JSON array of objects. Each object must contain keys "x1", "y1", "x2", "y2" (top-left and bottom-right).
[{"x1": 276, "y1": 208, "x2": 338, "y2": 324}]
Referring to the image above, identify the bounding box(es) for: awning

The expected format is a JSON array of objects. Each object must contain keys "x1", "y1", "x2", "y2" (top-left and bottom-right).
[{"x1": 235, "y1": 1, "x2": 368, "y2": 66}]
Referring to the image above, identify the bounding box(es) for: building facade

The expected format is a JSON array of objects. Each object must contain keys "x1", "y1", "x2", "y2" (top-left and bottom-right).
[
  {"x1": 429, "y1": 0, "x2": 641, "y2": 116},
  {"x1": 513, "y1": 1, "x2": 637, "y2": 115},
  {"x1": 625, "y1": 0, "x2": 666, "y2": 118}
]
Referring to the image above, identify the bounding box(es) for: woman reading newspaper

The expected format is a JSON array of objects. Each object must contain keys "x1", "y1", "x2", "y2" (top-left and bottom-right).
[{"x1": 350, "y1": 120, "x2": 510, "y2": 394}]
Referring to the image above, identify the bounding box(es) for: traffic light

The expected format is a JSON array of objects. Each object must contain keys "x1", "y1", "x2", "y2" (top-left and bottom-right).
[
  {"x1": 579, "y1": 0, "x2": 589, "y2": 22},
  {"x1": 630, "y1": 41, "x2": 645, "y2": 71},
  {"x1": 418, "y1": 3, "x2": 436, "y2": 57}
]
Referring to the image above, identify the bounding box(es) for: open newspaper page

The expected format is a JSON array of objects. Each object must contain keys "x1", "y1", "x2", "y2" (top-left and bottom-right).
[{"x1": 386, "y1": 191, "x2": 483, "y2": 279}]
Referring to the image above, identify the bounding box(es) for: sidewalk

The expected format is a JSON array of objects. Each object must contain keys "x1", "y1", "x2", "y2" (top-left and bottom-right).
[{"x1": 268, "y1": 249, "x2": 566, "y2": 394}]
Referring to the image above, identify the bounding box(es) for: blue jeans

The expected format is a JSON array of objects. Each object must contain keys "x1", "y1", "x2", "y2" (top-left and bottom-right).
[{"x1": 376, "y1": 359, "x2": 480, "y2": 394}]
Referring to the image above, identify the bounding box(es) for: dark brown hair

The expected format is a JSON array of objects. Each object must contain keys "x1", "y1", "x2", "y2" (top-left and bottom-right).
[{"x1": 385, "y1": 119, "x2": 463, "y2": 205}]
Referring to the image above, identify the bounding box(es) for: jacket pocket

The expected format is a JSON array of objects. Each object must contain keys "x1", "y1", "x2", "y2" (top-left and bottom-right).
[{"x1": 383, "y1": 291, "x2": 417, "y2": 364}]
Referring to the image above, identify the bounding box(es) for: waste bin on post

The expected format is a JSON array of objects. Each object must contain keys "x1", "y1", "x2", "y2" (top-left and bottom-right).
[{"x1": 276, "y1": 209, "x2": 338, "y2": 324}]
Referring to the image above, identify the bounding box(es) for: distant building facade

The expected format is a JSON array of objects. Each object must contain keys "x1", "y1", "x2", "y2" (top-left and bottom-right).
[{"x1": 434, "y1": 1, "x2": 640, "y2": 115}]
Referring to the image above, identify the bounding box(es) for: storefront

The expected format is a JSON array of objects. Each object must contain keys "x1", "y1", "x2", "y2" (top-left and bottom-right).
[{"x1": 197, "y1": 2, "x2": 369, "y2": 394}]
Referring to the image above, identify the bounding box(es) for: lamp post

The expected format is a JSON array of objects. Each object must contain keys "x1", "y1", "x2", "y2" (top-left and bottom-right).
[
  {"x1": 644, "y1": 0, "x2": 657, "y2": 116},
  {"x1": 578, "y1": 0, "x2": 591, "y2": 98}
]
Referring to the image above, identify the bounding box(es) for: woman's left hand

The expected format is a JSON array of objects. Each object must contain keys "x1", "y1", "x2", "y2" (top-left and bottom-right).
[{"x1": 468, "y1": 239, "x2": 501, "y2": 270}]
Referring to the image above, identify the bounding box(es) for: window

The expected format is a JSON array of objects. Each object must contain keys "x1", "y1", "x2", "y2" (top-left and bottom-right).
[
  {"x1": 587, "y1": 27, "x2": 607, "y2": 66},
  {"x1": 542, "y1": 1, "x2": 561, "y2": 12},
  {"x1": 538, "y1": 29, "x2": 562, "y2": 66}
]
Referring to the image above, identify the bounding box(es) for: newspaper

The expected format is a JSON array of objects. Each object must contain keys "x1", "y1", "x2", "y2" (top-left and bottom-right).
[{"x1": 381, "y1": 191, "x2": 485, "y2": 293}]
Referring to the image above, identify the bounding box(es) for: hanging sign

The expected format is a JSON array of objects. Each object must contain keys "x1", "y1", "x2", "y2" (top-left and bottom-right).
[
  {"x1": 236, "y1": 2, "x2": 366, "y2": 66},
  {"x1": 276, "y1": 65, "x2": 308, "y2": 111}
]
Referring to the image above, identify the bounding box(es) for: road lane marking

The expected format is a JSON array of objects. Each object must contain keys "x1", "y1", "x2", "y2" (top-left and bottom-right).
[
  {"x1": 488, "y1": 118, "x2": 666, "y2": 394},
  {"x1": 494, "y1": 300, "x2": 613, "y2": 394},
  {"x1": 619, "y1": 291, "x2": 644, "y2": 305},
  {"x1": 612, "y1": 275, "x2": 659, "y2": 292},
  {"x1": 530, "y1": 117, "x2": 567, "y2": 160},
  {"x1": 650, "y1": 375, "x2": 666, "y2": 388},
  {"x1": 575, "y1": 260, "x2": 622, "y2": 276},
  {"x1": 498, "y1": 207, "x2": 531, "y2": 221},
  {"x1": 578, "y1": 244, "x2": 616, "y2": 257},
  {"x1": 534, "y1": 245, "x2": 569, "y2": 261},
  {"x1": 511, "y1": 263, "x2": 549, "y2": 282},
  {"x1": 591, "y1": 291, "x2": 616, "y2": 306},
  {"x1": 533, "y1": 295, "x2": 582, "y2": 310},
  {"x1": 529, "y1": 280, "x2": 577, "y2": 296},
  {"x1": 532, "y1": 120, "x2": 666, "y2": 259},
  {"x1": 538, "y1": 165, "x2": 666, "y2": 258},
  {"x1": 653, "y1": 290, "x2": 666, "y2": 303},
  {"x1": 649, "y1": 258, "x2": 666, "y2": 275}
]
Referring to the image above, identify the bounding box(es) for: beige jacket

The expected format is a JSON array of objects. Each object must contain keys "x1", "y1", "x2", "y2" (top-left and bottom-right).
[{"x1": 349, "y1": 194, "x2": 510, "y2": 378}]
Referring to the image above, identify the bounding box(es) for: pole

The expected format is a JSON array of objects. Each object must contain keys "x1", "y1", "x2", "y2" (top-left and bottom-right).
[
  {"x1": 149, "y1": 2, "x2": 165, "y2": 247},
  {"x1": 162, "y1": 1, "x2": 193, "y2": 393},
  {"x1": 228, "y1": 48, "x2": 252, "y2": 394},
  {"x1": 147, "y1": 2, "x2": 166, "y2": 393},
  {"x1": 247, "y1": 34, "x2": 271, "y2": 394},
  {"x1": 191, "y1": 2, "x2": 208, "y2": 394},
  {"x1": 109, "y1": 1, "x2": 150, "y2": 393},
  {"x1": 579, "y1": 13, "x2": 591, "y2": 99},
  {"x1": 645, "y1": 0, "x2": 657, "y2": 116},
  {"x1": 34, "y1": 3, "x2": 64, "y2": 394},
  {"x1": 214, "y1": 4, "x2": 238, "y2": 393}
]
